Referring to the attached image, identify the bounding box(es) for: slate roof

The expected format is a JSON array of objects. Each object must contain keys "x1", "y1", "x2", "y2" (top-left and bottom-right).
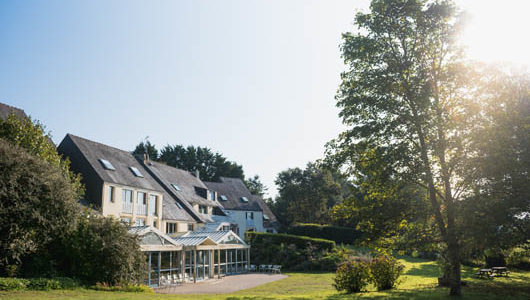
[
  {"x1": 0, "y1": 102, "x2": 27, "y2": 120},
  {"x1": 204, "y1": 177, "x2": 262, "y2": 211},
  {"x1": 250, "y1": 195, "x2": 280, "y2": 229},
  {"x1": 183, "y1": 230, "x2": 247, "y2": 245},
  {"x1": 58, "y1": 134, "x2": 195, "y2": 222},
  {"x1": 143, "y1": 161, "x2": 221, "y2": 208}
]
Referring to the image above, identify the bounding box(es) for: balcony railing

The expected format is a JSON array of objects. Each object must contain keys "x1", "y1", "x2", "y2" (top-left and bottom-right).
[
  {"x1": 137, "y1": 204, "x2": 147, "y2": 216},
  {"x1": 122, "y1": 202, "x2": 133, "y2": 214}
]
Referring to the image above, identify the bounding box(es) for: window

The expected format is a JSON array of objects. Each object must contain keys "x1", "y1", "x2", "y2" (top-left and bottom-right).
[
  {"x1": 170, "y1": 183, "x2": 181, "y2": 191},
  {"x1": 149, "y1": 195, "x2": 158, "y2": 216},
  {"x1": 137, "y1": 192, "x2": 147, "y2": 215},
  {"x1": 220, "y1": 195, "x2": 228, "y2": 201},
  {"x1": 120, "y1": 217, "x2": 131, "y2": 225},
  {"x1": 198, "y1": 205, "x2": 208, "y2": 214},
  {"x1": 240, "y1": 196, "x2": 249, "y2": 202},
  {"x1": 135, "y1": 218, "x2": 145, "y2": 226},
  {"x1": 187, "y1": 223, "x2": 193, "y2": 231},
  {"x1": 99, "y1": 159, "x2": 115, "y2": 170},
  {"x1": 209, "y1": 190, "x2": 215, "y2": 200},
  {"x1": 152, "y1": 221, "x2": 157, "y2": 228},
  {"x1": 129, "y1": 166, "x2": 144, "y2": 177},
  {"x1": 108, "y1": 186, "x2": 114, "y2": 203},
  {"x1": 246, "y1": 212, "x2": 254, "y2": 220},
  {"x1": 122, "y1": 189, "x2": 133, "y2": 213},
  {"x1": 222, "y1": 225, "x2": 230, "y2": 231},
  {"x1": 166, "y1": 222, "x2": 177, "y2": 234}
]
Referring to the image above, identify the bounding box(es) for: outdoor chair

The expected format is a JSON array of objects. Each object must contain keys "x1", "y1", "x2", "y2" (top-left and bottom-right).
[
  {"x1": 171, "y1": 274, "x2": 180, "y2": 284},
  {"x1": 267, "y1": 265, "x2": 273, "y2": 272},
  {"x1": 272, "y1": 265, "x2": 281, "y2": 274},
  {"x1": 259, "y1": 264, "x2": 267, "y2": 272},
  {"x1": 160, "y1": 275, "x2": 169, "y2": 286},
  {"x1": 249, "y1": 264, "x2": 257, "y2": 272}
]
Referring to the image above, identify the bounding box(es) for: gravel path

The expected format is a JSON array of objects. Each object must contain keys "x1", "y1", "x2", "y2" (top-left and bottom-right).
[{"x1": 155, "y1": 273, "x2": 288, "y2": 294}]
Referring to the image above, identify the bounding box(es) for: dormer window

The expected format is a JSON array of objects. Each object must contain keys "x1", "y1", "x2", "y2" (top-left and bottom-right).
[
  {"x1": 209, "y1": 190, "x2": 216, "y2": 201},
  {"x1": 198, "y1": 205, "x2": 208, "y2": 214},
  {"x1": 240, "y1": 196, "x2": 249, "y2": 203},
  {"x1": 220, "y1": 195, "x2": 228, "y2": 201},
  {"x1": 171, "y1": 184, "x2": 181, "y2": 191},
  {"x1": 99, "y1": 159, "x2": 115, "y2": 170},
  {"x1": 129, "y1": 166, "x2": 143, "y2": 177}
]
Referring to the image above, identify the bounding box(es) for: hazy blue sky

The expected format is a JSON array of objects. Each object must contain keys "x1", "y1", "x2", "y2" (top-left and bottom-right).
[{"x1": 1, "y1": 0, "x2": 529, "y2": 197}]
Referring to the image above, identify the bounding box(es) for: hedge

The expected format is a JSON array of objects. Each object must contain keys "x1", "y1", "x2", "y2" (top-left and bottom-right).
[
  {"x1": 286, "y1": 223, "x2": 363, "y2": 245},
  {"x1": 246, "y1": 232, "x2": 336, "y2": 270},
  {"x1": 247, "y1": 232, "x2": 336, "y2": 252},
  {"x1": 0, "y1": 277, "x2": 80, "y2": 291}
]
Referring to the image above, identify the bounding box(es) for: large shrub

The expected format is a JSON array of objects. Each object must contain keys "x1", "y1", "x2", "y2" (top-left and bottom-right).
[
  {"x1": 0, "y1": 139, "x2": 81, "y2": 276},
  {"x1": 370, "y1": 255, "x2": 404, "y2": 290},
  {"x1": 59, "y1": 214, "x2": 147, "y2": 285},
  {"x1": 333, "y1": 259, "x2": 372, "y2": 293},
  {"x1": 0, "y1": 277, "x2": 29, "y2": 291},
  {"x1": 246, "y1": 232, "x2": 336, "y2": 270},
  {"x1": 286, "y1": 223, "x2": 363, "y2": 244}
]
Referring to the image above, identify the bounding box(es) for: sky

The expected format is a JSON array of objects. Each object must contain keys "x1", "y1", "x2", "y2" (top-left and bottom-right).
[{"x1": 1, "y1": 0, "x2": 529, "y2": 197}]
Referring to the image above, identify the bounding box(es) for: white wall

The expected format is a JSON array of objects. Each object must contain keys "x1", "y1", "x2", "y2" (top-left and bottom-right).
[{"x1": 226, "y1": 210, "x2": 264, "y2": 238}]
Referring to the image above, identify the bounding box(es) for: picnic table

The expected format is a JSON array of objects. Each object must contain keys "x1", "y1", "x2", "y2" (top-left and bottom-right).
[
  {"x1": 491, "y1": 267, "x2": 510, "y2": 277},
  {"x1": 475, "y1": 268, "x2": 492, "y2": 278}
]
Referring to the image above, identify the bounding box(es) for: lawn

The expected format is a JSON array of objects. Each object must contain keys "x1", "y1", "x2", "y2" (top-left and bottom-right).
[{"x1": 1, "y1": 257, "x2": 529, "y2": 300}]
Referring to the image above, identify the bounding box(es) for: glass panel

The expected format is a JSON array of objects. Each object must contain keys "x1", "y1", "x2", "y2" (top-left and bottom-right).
[
  {"x1": 137, "y1": 192, "x2": 147, "y2": 215},
  {"x1": 149, "y1": 195, "x2": 157, "y2": 216}
]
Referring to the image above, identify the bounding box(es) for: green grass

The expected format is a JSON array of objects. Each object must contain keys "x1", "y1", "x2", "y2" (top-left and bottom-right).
[{"x1": 1, "y1": 257, "x2": 529, "y2": 299}]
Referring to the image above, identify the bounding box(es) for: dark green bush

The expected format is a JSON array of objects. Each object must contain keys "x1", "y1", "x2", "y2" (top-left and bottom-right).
[
  {"x1": 91, "y1": 282, "x2": 153, "y2": 293},
  {"x1": 370, "y1": 255, "x2": 404, "y2": 290},
  {"x1": 286, "y1": 223, "x2": 363, "y2": 245},
  {"x1": 0, "y1": 277, "x2": 29, "y2": 291},
  {"x1": 58, "y1": 214, "x2": 147, "y2": 285},
  {"x1": 246, "y1": 232, "x2": 336, "y2": 270},
  {"x1": 27, "y1": 278, "x2": 61, "y2": 290},
  {"x1": 333, "y1": 259, "x2": 372, "y2": 293}
]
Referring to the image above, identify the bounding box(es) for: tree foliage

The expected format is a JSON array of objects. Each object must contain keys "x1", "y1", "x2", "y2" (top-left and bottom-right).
[
  {"x1": 58, "y1": 212, "x2": 147, "y2": 285},
  {"x1": 328, "y1": 0, "x2": 470, "y2": 294},
  {"x1": 132, "y1": 140, "x2": 159, "y2": 161},
  {"x1": 272, "y1": 162, "x2": 342, "y2": 226},
  {"x1": 0, "y1": 139, "x2": 81, "y2": 275},
  {"x1": 244, "y1": 175, "x2": 268, "y2": 196}
]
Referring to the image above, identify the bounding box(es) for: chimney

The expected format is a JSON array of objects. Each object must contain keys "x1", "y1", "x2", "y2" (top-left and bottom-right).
[{"x1": 195, "y1": 169, "x2": 200, "y2": 179}]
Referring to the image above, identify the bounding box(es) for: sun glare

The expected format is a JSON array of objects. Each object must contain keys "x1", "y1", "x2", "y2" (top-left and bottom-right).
[{"x1": 457, "y1": 0, "x2": 530, "y2": 67}]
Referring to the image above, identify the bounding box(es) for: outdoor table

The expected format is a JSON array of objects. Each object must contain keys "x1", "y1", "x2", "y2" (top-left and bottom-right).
[
  {"x1": 475, "y1": 268, "x2": 492, "y2": 278},
  {"x1": 491, "y1": 267, "x2": 510, "y2": 277}
]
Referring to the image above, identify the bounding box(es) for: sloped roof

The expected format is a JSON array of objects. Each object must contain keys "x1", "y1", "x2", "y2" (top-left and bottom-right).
[
  {"x1": 143, "y1": 161, "x2": 221, "y2": 208},
  {"x1": 183, "y1": 230, "x2": 246, "y2": 245},
  {"x1": 0, "y1": 102, "x2": 27, "y2": 120},
  {"x1": 204, "y1": 177, "x2": 262, "y2": 211},
  {"x1": 250, "y1": 195, "x2": 280, "y2": 229},
  {"x1": 58, "y1": 134, "x2": 195, "y2": 222},
  {"x1": 172, "y1": 235, "x2": 217, "y2": 246}
]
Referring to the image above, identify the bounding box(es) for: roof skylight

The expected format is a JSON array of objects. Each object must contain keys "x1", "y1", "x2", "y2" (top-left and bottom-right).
[
  {"x1": 99, "y1": 159, "x2": 115, "y2": 171},
  {"x1": 263, "y1": 214, "x2": 270, "y2": 220},
  {"x1": 171, "y1": 184, "x2": 181, "y2": 191},
  {"x1": 240, "y1": 196, "x2": 249, "y2": 203},
  {"x1": 220, "y1": 195, "x2": 228, "y2": 201},
  {"x1": 129, "y1": 166, "x2": 144, "y2": 177}
]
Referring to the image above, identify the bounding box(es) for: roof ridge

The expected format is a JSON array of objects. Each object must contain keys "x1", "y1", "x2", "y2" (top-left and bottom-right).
[{"x1": 66, "y1": 133, "x2": 134, "y2": 155}]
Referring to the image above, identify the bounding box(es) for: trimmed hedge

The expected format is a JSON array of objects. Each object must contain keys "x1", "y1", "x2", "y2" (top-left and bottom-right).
[
  {"x1": 286, "y1": 223, "x2": 363, "y2": 245},
  {"x1": 247, "y1": 232, "x2": 335, "y2": 252},
  {"x1": 0, "y1": 277, "x2": 80, "y2": 291},
  {"x1": 246, "y1": 232, "x2": 336, "y2": 270}
]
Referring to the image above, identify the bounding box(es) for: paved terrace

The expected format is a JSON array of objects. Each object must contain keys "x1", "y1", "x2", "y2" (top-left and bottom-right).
[{"x1": 155, "y1": 273, "x2": 288, "y2": 294}]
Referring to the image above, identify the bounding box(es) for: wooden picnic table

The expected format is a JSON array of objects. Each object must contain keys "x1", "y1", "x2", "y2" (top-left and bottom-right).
[
  {"x1": 491, "y1": 267, "x2": 510, "y2": 277},
  {"x1": 475, "y1": 268, "x2": 492, "y2": 278}
]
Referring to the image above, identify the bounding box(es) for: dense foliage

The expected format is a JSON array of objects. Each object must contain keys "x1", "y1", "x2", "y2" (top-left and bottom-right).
[
  {"x1": 0, "y1": 277, "x2": 80, "y2": 291},
  {"x1": 271, "y1": 162, "x2": 343, "y2": 226},
  {"x1": 286, "y1": 223, "x2": 363, "y2": 245},
  {"x1": 246, "y1": 232, "x2": 338, "y2": 270},
  {"x1": 0, "y1": 139, "x2": 81, "y2": 276},
  {"x1": 132, "y1": 140, "x2": 159, "y2": 160},
  {"x1": 333, "y1": 259, "x2": 372, "y2": 293},
  {"x1": 58, "y1": 213, "x2": 147, "y2": 285},
  {"x1": 244, "y1": 175, "x2": 268, "y2": 197},
  {"x1": 370, "y1": 255, "x2": 404, "y2": 291}
]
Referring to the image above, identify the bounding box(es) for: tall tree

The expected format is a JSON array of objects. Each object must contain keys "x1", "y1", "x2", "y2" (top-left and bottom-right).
[
  {"x1": 158, "y1": 144, "x2": 244, "y2": 181},
  {"x1": 329, "y1": 0, "x2": 470, "y2": 294},
  {"x1": 132, "y1": 139, "x2": 159, "y2": 161},
  {"x1": 245, "y1": 175, "x2": 268, "y2": 197},
  {"x1": 272, "y1": 162, "x2": 342, "y2": 226}
]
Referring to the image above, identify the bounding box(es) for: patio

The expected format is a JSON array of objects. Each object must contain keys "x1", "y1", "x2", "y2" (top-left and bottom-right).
[{"x1": 155, "y1": 273, "x2": 288, "y2": 294}]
